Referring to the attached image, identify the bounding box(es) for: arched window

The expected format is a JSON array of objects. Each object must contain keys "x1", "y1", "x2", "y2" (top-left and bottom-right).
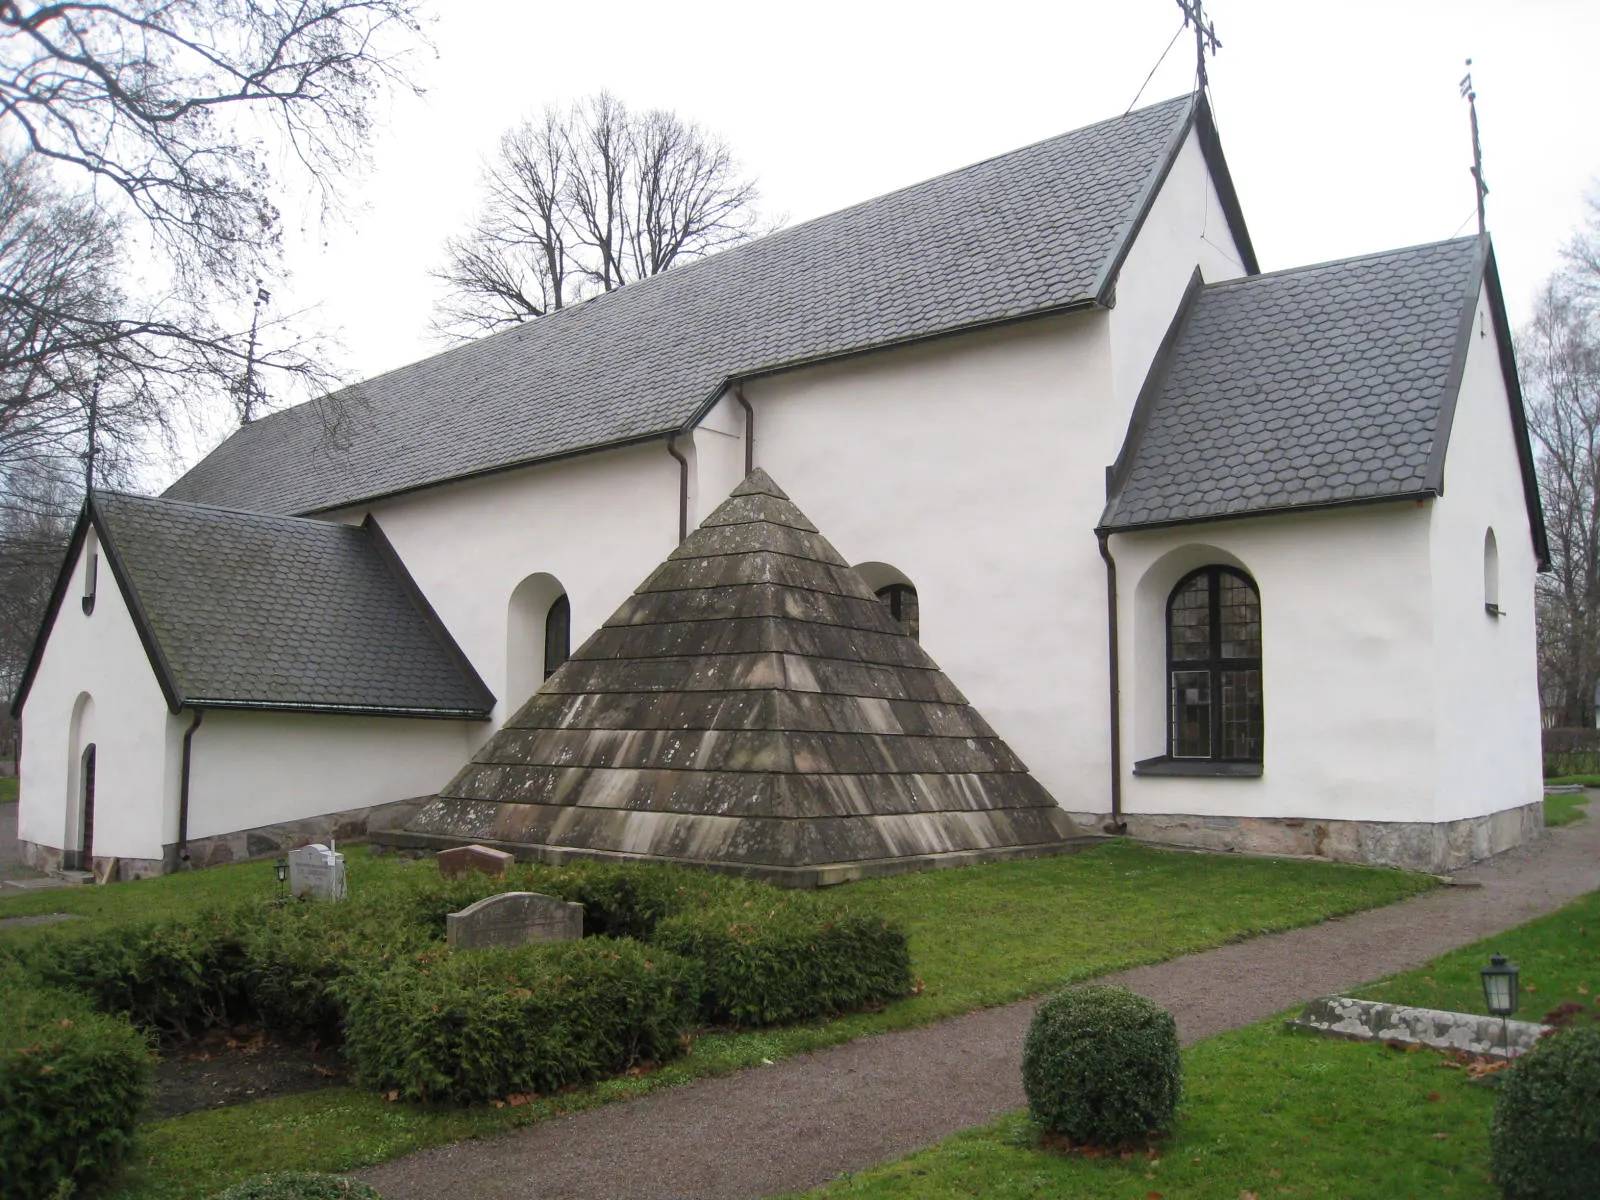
[
  {"x1": 1168, "y1": 566, "x2": 1262, "y2": 762},
  {"x1": 544, "y1": 593, "x2": 571, "y2": 678},
  {"x1": 1484, "y1": 527, "x2": 1501, "y2": 617},
  {"x1": 507, "y1": 573, "x2": 568, "y2": 713},
  {"x1": 875, "y1": 583, "x2": 919, "y2": 642}
]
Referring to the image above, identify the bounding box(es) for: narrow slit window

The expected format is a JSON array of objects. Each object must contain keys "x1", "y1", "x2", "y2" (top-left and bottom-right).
[
  {"x1": 544, "y1": 593, "x2": 571, "y2": 679},
  {"x1": 1167, "y1": 566, "x2": 1262, "y2": 763},
  {"x1": 875, "y1": 583, "x2": 919, "y2": 642},
  {"x1": 82, "y1": 552, "x2": 98, "y2": 615},
  {"x1": 1484, "y1": 528, "x2": 1501, "y2": 617}
]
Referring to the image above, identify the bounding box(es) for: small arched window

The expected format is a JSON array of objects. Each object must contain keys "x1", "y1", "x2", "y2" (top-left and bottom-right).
[
  {"x1": 1168, "y1": 566, "x2": 1262, "y2": 762},
  {"x1": 544, "y1": 593, "x2": 571, "y2": 679},
  {"x1": 1484, "y1": 527, "x2": 1502, "y2": 617},
  {"x1": 875, "y1": 583, "x2": 919, "y2": 642}
]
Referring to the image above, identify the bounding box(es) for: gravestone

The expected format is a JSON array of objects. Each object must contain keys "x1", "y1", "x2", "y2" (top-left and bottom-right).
[
  {"x1": 1287, "y1": 995, "x2": 1550, "y2": 1060},
  {"x1": 446, "y1": 892, "x2": 583, "y2": 950},
  {"x1": 436, "y1": 843, "x2": 514, "y2": 879},
  {"x1": 287, "y1": 843, "x2": 347, "y2": 901}
]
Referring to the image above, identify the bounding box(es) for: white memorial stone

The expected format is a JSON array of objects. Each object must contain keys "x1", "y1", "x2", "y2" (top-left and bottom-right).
[{"x1": 287, "y1": 843, "x2": 347, "y2": 901}]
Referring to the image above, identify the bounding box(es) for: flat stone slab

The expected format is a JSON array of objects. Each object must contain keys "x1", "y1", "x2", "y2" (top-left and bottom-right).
[
  {"x1": 1543, "y1": 784, "x2": 1585, "y2": 795},
  {"x1": 436, "y1": 844, "x2": 513, "y2": 879},
  {"x1": 1287, "y1": 995, "x2": 1549, "y2": 1060},
  {"x1": 2, "y1": 876, "x2": 84, "y2": 892},
  {"x1": 446, "y1": 892, "x2": 583, "y2": 950}
]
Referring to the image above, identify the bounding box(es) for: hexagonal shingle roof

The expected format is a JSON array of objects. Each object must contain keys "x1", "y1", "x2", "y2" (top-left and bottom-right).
[
  {"x1": 14, "y1": 492, "x2": 495, "y2": 717},
  {"x1": 164, "y1": 94, "x2": 1254, "y2": 517},
  {"x1": 1100, "y1": 235, "x2": 1542, "y2": 556}
]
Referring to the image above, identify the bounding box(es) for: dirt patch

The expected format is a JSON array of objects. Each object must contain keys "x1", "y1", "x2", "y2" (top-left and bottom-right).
[{"x1": 150, "y1": 1029, "x2": 348, "y2": 1120}]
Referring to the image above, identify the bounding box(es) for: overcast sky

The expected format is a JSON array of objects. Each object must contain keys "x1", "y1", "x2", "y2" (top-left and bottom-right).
[{"x1": 231, "y1": 0, "x2": 1596, "y2": 471}]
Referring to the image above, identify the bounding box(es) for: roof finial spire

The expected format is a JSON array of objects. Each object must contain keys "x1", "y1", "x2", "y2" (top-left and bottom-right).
[
  {"x1": 1460, "y1": 59, "x2": 1489, "y2": 237},
  {"x1": 1177, "y1": 0, "x2": 1222, "y2": 91}
]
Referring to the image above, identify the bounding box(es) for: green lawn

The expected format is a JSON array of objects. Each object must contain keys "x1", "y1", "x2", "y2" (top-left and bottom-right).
[
  {"x1": 0, "y1": 776, "x2": 16, "y2": 804},
  {"x1": 1544, "y1": 790, "x2": 1591, "y2": 827},
  {"x1": 790, "y1": 889, "x2": 1600, "y2": 1200},
  {"x1": 0, "y1": 842, "x2": 1437, "y2": 1199}
]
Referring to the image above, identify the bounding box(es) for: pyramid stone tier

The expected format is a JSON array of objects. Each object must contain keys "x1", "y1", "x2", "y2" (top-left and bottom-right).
[{"x1": 382, "y1": 470, "x2": 1087, "y2": 886}]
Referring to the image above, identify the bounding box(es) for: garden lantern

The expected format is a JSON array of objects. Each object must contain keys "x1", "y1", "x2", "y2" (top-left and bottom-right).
[
  {"x1": 1481, "y1": 953, "x2": 1520, "y2": 1017},
  {"x1": 275, "y1": 857, "x2": 289, "y2": 891}
]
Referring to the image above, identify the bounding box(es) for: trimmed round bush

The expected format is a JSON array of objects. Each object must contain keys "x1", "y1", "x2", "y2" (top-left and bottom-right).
[
  {"x1": 1490, "y1": 1024, "x2": 1600, "y2": 1200},
  {"x1": 1021, "y1": 984, "x2": 1181, "y2": 1146},
  {"x1": 652, "y1": 894, "x2": 912, "y2": 1026},
  {"x1": 0, "y1": 979, "x2": 153, "y2": 1200},
  {"x1": 209, "y1": 1172, "x2": 382, "y2": 1199}
]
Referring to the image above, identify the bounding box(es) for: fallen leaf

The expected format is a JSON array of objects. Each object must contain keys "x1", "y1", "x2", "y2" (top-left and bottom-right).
[
  {"x1": 1241, "y1": 1192, "x2": 1259, "y2": 1200},
  {"x1": 1525, "y1": 984, "x2": 1538, "y2": 993},
  {"x1": 1268, "y1": 1168, "x2": 1282, "y2": 1178},
  {"x1": 1427, "y1": 1091, "x2": 1443, "y2": 1102},
  {"x1": 506, "y1": 1093, "x2": 532, "y2": 1107},
  {"x1": 312, "y1": 1065, "x2": 335, "y2": 1078},
  {"x1": 1147, "y1": 1192, "x2": 1165, "y2": 1199},
  {"x1": 490, "y1": 1100, "x2": 505, "y2": 1109},
  {"x1": 1433, "y1": 1132, "x2": 1448, "y2": 1140},
  {"x1": 384, "y1": 1090, "x2": 399, "y2": 1103}
]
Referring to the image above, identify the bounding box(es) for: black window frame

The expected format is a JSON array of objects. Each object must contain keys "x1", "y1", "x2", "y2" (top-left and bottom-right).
[
  {"x1": 1166, "y1": 565, "x2": 1263, "y2": 764},
  {"x1": 543, "y1": 593, "x2": 571, "y2": 680},
  {"x1": 875, "y1": 582, "x2": 919, "y2": 642}
]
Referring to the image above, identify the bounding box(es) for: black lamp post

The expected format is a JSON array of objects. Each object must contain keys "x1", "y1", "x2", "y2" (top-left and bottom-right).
[
  {"x1": 275, "y1": 857, "x2": 289, "y2": 894},
  {"x1": 1481, "y1": 953, "x2": 1520, "y2": 1058}
]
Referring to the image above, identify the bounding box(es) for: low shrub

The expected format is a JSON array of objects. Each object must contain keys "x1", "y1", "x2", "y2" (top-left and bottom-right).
[
  {"x1": 338, "y1": 938, "x2": 699, "y2": 1104},
  {"x1": 19, "y1": 909, "x2": 253, "y2": 1038},
  {"x1": 1021, "y1": 984, "x2": 1182, "y2": 1147},
  {"x1": 1490, "y1": 1024, "x2": 1600, "y2": 1200},
  {"x1": 652, "y1": 894, "x2": 912, "y2": 1026},
  {"x1": 0, "y1": 977, "x2": 153, "y2": 1200},
  {"x1": 208, "y1": 1172, "x2": 382, "y2": 1199}
]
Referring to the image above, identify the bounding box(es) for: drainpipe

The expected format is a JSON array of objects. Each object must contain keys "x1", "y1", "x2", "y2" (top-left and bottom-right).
[
  {"x1": 666, "y1": 435, "x2": 689, "y2": 542},
  {"x1": 176, "y1": 707, "x2": 203, "y2": 869},
  {"x1": 733, "y1": 385, "x2": 754, "y2": 475},
  {"x1": 1097, "y1": 531, "x2": 1127, "y2": 835}
]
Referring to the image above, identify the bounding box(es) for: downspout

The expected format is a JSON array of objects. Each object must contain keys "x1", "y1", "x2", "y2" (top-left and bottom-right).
[
  {"x1": 666, "y1": 435, "x2": 689, "y2": 543},
  {"x1": 733, "y1": 385, "x2": 754, "y2": 475},
  {"x1": 1096, "y1": 531, "x2": 1127, "y2": 835},
  {"x1": 176, "y1": 707, "x2": 203, "y2": 869}
]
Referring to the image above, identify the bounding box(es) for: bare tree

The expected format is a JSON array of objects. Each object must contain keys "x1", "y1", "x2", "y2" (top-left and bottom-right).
[
  {"x1": 0, "y1": 0, "x2": 427, "y2": 444},
  {"x1": 1525, "y1": 204, "x2": 1600, "y2": 727},
  {"x1": 434, "y1": 93, "x2": 770, "y2": 338}
]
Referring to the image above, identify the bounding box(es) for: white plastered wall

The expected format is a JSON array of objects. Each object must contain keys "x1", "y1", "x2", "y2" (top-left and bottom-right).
[
  {"x1": 18, "y1": 528, "x2": 182, "y2": 863},
  {"x1": 340, "y1": 441, "x2": 684, "y2": 735},
  {"x1": 1428, "y1": 284, "x2": 1543, "y2": 822},
  {"x1": 184, "y1": 710, "x2": 478, "y2": 839},
  {"x1": 1106, "y1": 126, "x2": 1251, "y2": 421},
  {"x1": 1111, "y1": 502, "x2": 1439, "y2": 823},
  {"x1": 701, "y1": 312, "x2": 1116, "y2": 812}
]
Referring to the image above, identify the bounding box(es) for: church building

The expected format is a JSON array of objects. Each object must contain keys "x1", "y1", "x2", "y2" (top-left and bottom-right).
[{"x1": 10, "y1": 93, "x2": 1546, "y2": 881}]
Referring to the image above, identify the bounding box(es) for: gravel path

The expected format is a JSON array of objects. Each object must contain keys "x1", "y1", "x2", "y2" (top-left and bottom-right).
[{"x1": 362, "y1": 814, "x2": 1600, "y2": 1200}]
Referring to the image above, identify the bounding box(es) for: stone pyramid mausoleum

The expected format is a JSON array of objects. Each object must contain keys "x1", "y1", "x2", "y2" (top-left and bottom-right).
[{"x1": 387, "y1": 471, "x2": 1084, "y2": 884}]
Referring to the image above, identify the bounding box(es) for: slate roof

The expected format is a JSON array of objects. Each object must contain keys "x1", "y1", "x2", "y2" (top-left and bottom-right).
[
  {"x1": 390, "y1": 470, "x2": 1082, "y2": 885},
  {"x1": 165, "y1": 94, "x2": 1254, "y2": 517},
  {"x1": 1101, "y1": 237, "x2": 1496, "y2": 531},
  {"x1": 59, "y1": 493, "x2": 493, "y2": 716}
]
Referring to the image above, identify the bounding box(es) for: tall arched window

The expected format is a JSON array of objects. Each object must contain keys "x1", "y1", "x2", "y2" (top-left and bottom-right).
[
  {"x1": 1168, "y1": 566, "x2": 1262, "y2": 762},
  {"x1": 1484, "y1": 527, "x2": 1501, "y2": 617},
  {"x1": 875, "y1": 583, "x2": 919, "y2": 642},
  {"x1": 544, "y1": 593, "x2": 571, "y2": 678}
]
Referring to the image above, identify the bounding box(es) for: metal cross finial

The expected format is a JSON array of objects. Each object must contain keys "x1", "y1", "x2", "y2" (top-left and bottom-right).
[
  {"x1": 1177, "y1": 0, "x2": 1222, "y2": 89},
  {"x1": 1461, "y1": 59, "x2": 1489, "y2": 237}
]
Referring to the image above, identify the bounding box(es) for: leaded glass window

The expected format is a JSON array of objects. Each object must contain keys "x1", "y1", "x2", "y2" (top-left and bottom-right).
[
  {"x1": 544, "y1": 593, "x2": 571, "y2": 679},
  {"x1": 876, "y1": 583, "x2": 919, "y2": 642},
  {"x1": 1167, "y1": 567, "x2": 1262, "y2": 762}
]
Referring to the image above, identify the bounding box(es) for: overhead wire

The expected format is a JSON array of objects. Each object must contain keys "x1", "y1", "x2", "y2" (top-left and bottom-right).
[{"x1": 1126, "y1": 21, "x2": 1187, "y2": 114}]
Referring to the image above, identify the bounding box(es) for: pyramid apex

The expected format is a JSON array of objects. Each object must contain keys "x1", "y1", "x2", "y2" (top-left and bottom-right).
[{"x1": 730, "y1": 468, "x2": 790, "y2": 500}]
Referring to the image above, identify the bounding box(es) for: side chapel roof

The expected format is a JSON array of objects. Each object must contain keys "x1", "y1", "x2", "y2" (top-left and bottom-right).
[
  {"x1": 10, "y1": 492, "x2": 494, "y2": 718},
  {"x1": 1100, "y1": 235, "x2": 1548, "y2": 565},
  {"x1": 390, "y1": 470, "x2": 1083, "y2": 885},
  {"x1": 164, "y1": 94, "x2": 1255, "y2": 517}
]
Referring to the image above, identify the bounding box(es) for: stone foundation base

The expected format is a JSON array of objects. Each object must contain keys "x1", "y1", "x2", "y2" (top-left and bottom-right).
[
  {"x1": 1063, "y1": 802, "x2": 1545, "y2": 874},
  {"x1": 18, "y1": 795, "x2": 432, "y2": 881}
]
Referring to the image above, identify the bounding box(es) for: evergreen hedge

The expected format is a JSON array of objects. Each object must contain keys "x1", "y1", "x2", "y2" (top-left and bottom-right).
[
  {"x1": 1021, "y1": 984, "x2": 1182, "y2": 1147},
  {"x1": 208, "y1": 1172, "x2": 382, "y2": 1199},
  {"x1": 0, "y1": 977, "x2": 153, "y2": 1200},
  {"x1": 1491, "y1": 1024, "x2": 1600, "y2": 1200},
  {"x1": 652, "y1": 894, "x2": 912, "y2": 1026},
  {"x1": 338, "y1": 938, "x2": 700, "y2": 1104}
]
